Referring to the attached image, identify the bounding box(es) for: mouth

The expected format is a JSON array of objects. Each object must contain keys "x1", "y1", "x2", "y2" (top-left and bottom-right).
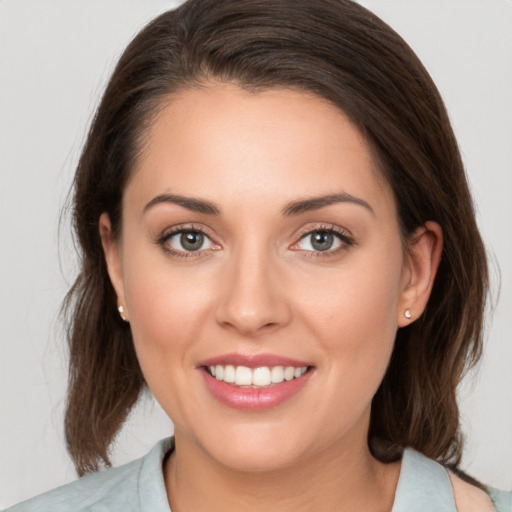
[
  {"x1": 204, "y1": 364, "x2": 310, "y2": 388},
  {"x1": 198, "y1": 355, "x2": 315, "y2": 410}
]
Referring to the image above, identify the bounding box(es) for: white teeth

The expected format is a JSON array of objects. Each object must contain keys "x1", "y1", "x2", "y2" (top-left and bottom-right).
[
  {"x1": 284, "y1": 366, "x2": 295, "y2": 381},
  {"x1": 223, "y1": 365, "x2": 235, "y2": 383},
  {"x1": 235, "y1": 366, "x2": 253, "y2": 386},
  {"x1": 253, "y1": 367, "x2": 272, "y2": 386},
  {"x1": 209, "y1": 364, "x2": 308, "y2": 387},
  {"x1": 271, "y1": 366, "x2": 284, "y2": 383}
]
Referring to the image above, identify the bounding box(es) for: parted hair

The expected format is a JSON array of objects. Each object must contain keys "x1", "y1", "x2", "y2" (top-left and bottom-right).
[{"x1": 63, "y1": 0, "x2": 488, "y2": 475}]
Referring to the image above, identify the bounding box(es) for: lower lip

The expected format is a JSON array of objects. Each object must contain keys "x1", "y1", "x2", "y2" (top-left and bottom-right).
[{"x1": 200, "y1": 369, "x2": 313, "y2": 410}]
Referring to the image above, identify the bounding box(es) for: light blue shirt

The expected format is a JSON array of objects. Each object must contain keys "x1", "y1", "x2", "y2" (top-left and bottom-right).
[{"x1": 4, "y1": 438, "x2": 511, "y2": 512}]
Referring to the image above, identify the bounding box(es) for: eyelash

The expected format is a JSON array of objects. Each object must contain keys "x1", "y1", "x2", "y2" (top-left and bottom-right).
[
  {"x1": 292, "y1": 224, "x2": 355, "y2": 260},
  {"x1": 156, "y1": 224, "x2": 219, "y2": 259},
  {"x1": 156, "y1": 224, "x2": 354, "y2": 259}
]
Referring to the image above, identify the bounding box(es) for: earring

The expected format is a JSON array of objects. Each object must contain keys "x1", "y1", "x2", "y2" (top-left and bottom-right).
[
  {"x1": 118, "y1": 305, "x2": 128, "y2": 322},
  {"x1": 404, "y1": 309, "x2": 412, "y2": 319}
]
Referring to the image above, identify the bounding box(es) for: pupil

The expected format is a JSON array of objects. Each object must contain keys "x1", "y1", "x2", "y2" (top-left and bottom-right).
[
  {"x1": 312, "y1": 231, "x2": 333, "y2": 251},
  {"x1": 181, "y1": 231, "x2": 203, "y2": 251}
]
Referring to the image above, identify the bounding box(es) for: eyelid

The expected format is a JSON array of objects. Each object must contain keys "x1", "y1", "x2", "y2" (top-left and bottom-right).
[
  {"x1": 156, "y1": 223, "x2": 221, "y2": 257},
  {"x1": 289, "y1": 224, "x2": 355, "y2": 255},
  {"x1": 155, "y1": 222, "x2": 354, "y2": 259}
]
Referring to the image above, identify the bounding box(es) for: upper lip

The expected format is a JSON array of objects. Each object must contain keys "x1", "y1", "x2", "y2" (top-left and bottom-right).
[{"x1": 197, "y1": 353, "x2": 313, "y2": 369}]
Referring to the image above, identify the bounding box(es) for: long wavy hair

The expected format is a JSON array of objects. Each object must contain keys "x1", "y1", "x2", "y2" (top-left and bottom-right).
[{"x1": 62, "y1": 0, "x2": 488, "y2": 476}]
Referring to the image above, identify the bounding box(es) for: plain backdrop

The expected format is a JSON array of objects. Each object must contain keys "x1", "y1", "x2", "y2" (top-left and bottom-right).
[{"x1": 1, "y1": 0, "x2": 511, "y2": 507}]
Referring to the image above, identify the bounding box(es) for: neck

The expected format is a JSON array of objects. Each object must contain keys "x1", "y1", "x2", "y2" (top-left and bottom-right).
[{"x1": 164, "y1": 430, "x2": 401, "y2": 512}]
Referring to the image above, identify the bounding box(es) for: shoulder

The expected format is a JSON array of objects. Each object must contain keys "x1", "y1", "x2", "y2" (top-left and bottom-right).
[
  {"x1": 4, "y1": 457, "x2": 144, "y2": 512},
  {"x1": 395, "y1": 449, "x2": 511, "y2": 512},
  {"x1": 3, "y1": 438, "x2": 173, "y2": 512},
  {"x1": 487, "y1": 487, "x2": 512, "y2": 512},
  {"x1": 447, "y1": 471, "x2": 496, "y2": 512},
  {"x1": 449, "y1": 472, "x2": 512, "y2": 512}
]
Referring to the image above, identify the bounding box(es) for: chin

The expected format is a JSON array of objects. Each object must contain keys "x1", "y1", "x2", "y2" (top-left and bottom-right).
[
  {"x1": 214, "y1": 443, "x2": 302, "y2": 474},
  {"x1": 196, "y1": 422, "x2": 310, "y2": 473}
]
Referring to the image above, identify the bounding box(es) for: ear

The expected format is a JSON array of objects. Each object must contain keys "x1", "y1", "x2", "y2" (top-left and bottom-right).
[
  {"x1": 99, "y1": 212, "x2": 129, "y2": 321},
  {"x1": 397, "y1": 221, "x2": 443, "y2": 327}
]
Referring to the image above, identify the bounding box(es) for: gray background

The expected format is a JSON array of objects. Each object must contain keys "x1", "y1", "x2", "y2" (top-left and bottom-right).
[{"x1": 1, "y1": 0, "x2": 511, "y2": 507}]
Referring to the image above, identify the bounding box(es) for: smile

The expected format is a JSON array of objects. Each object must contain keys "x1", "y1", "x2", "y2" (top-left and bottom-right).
[
  {"x1": 198, "y1": 355, "x2": 314, "y2": 410},
  {"x1": 207, "y1": 365, "x2": 309, "y2": 387}
]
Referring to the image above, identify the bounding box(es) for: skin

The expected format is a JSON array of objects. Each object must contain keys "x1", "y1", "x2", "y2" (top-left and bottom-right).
[{"x1": 100, "y1": 83, "x2": 443, "y2": 512}]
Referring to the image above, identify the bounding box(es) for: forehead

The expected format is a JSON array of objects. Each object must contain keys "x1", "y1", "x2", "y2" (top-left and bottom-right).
[{"x1": 127, "y1": 83, "x2": 394, "y2": 216}]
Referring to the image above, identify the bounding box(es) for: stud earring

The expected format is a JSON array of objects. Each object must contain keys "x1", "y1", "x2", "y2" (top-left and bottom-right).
[
  {"x1": 118, "y1": 305, "x2": 128, "y2": 322},
  {"x1": 404, "y1": 309, "x2": 412, "y2": 319}
]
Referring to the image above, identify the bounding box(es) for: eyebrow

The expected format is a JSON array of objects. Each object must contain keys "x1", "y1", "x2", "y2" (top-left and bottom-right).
[
  {"x1": 143, "y1": 193, "x2": 221, "y2": 215},
  {"x1": 281, "y1": 193, "x2": 375, "y2": 216},
  {"x1": 143, "y1": 191, "x2": 374, "y2": 217}
]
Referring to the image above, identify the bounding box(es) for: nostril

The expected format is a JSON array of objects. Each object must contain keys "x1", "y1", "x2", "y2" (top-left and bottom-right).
[{"x1": 218, "y1": 318, "x2": 283, "y2": 337}]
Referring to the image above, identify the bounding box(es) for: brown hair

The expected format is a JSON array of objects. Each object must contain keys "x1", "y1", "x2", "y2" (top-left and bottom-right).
[{"x1": 63, "y1": 0, "x2": 488, "y2": 475}]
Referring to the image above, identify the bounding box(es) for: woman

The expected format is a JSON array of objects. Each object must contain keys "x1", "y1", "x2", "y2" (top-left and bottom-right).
[{"x1": 5, "y1": 0, "x2": 511, "y2": 510}]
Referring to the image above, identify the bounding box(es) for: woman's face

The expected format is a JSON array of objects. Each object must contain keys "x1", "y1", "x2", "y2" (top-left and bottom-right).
[{"x1": 102, "y1": 83, "x2": 436, "y2": 472}]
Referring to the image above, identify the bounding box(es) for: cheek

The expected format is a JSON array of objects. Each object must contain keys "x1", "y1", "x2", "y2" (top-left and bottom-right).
[
  {"x1": 119, "y1": 241, "x2": 215, "y2": 392},
  {"x1": 124, "y1": 267, "x2": 212, "y2": 352},
  {"x1": 300, "y1": 243, "x2": 405, "y2": 386},
  {"x1": 121, "y1": 262, "x2": 216, "y2": 426},
  {"x1": 308, "y1": 253, "x2": 402, "y2": 329}
]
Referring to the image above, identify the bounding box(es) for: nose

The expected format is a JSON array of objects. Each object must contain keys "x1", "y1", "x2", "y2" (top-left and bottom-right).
[{"x1": 215, "y1": 246, "x2": 292, "y2": 337}]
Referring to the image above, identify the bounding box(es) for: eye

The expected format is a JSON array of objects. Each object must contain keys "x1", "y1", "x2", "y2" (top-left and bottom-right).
[
  {"x1": 293, "y1": 228, "x2": 353, "y2": 253},
  {"x1": 161, "y1": 229, "x2": 218, "y2": 254}
]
